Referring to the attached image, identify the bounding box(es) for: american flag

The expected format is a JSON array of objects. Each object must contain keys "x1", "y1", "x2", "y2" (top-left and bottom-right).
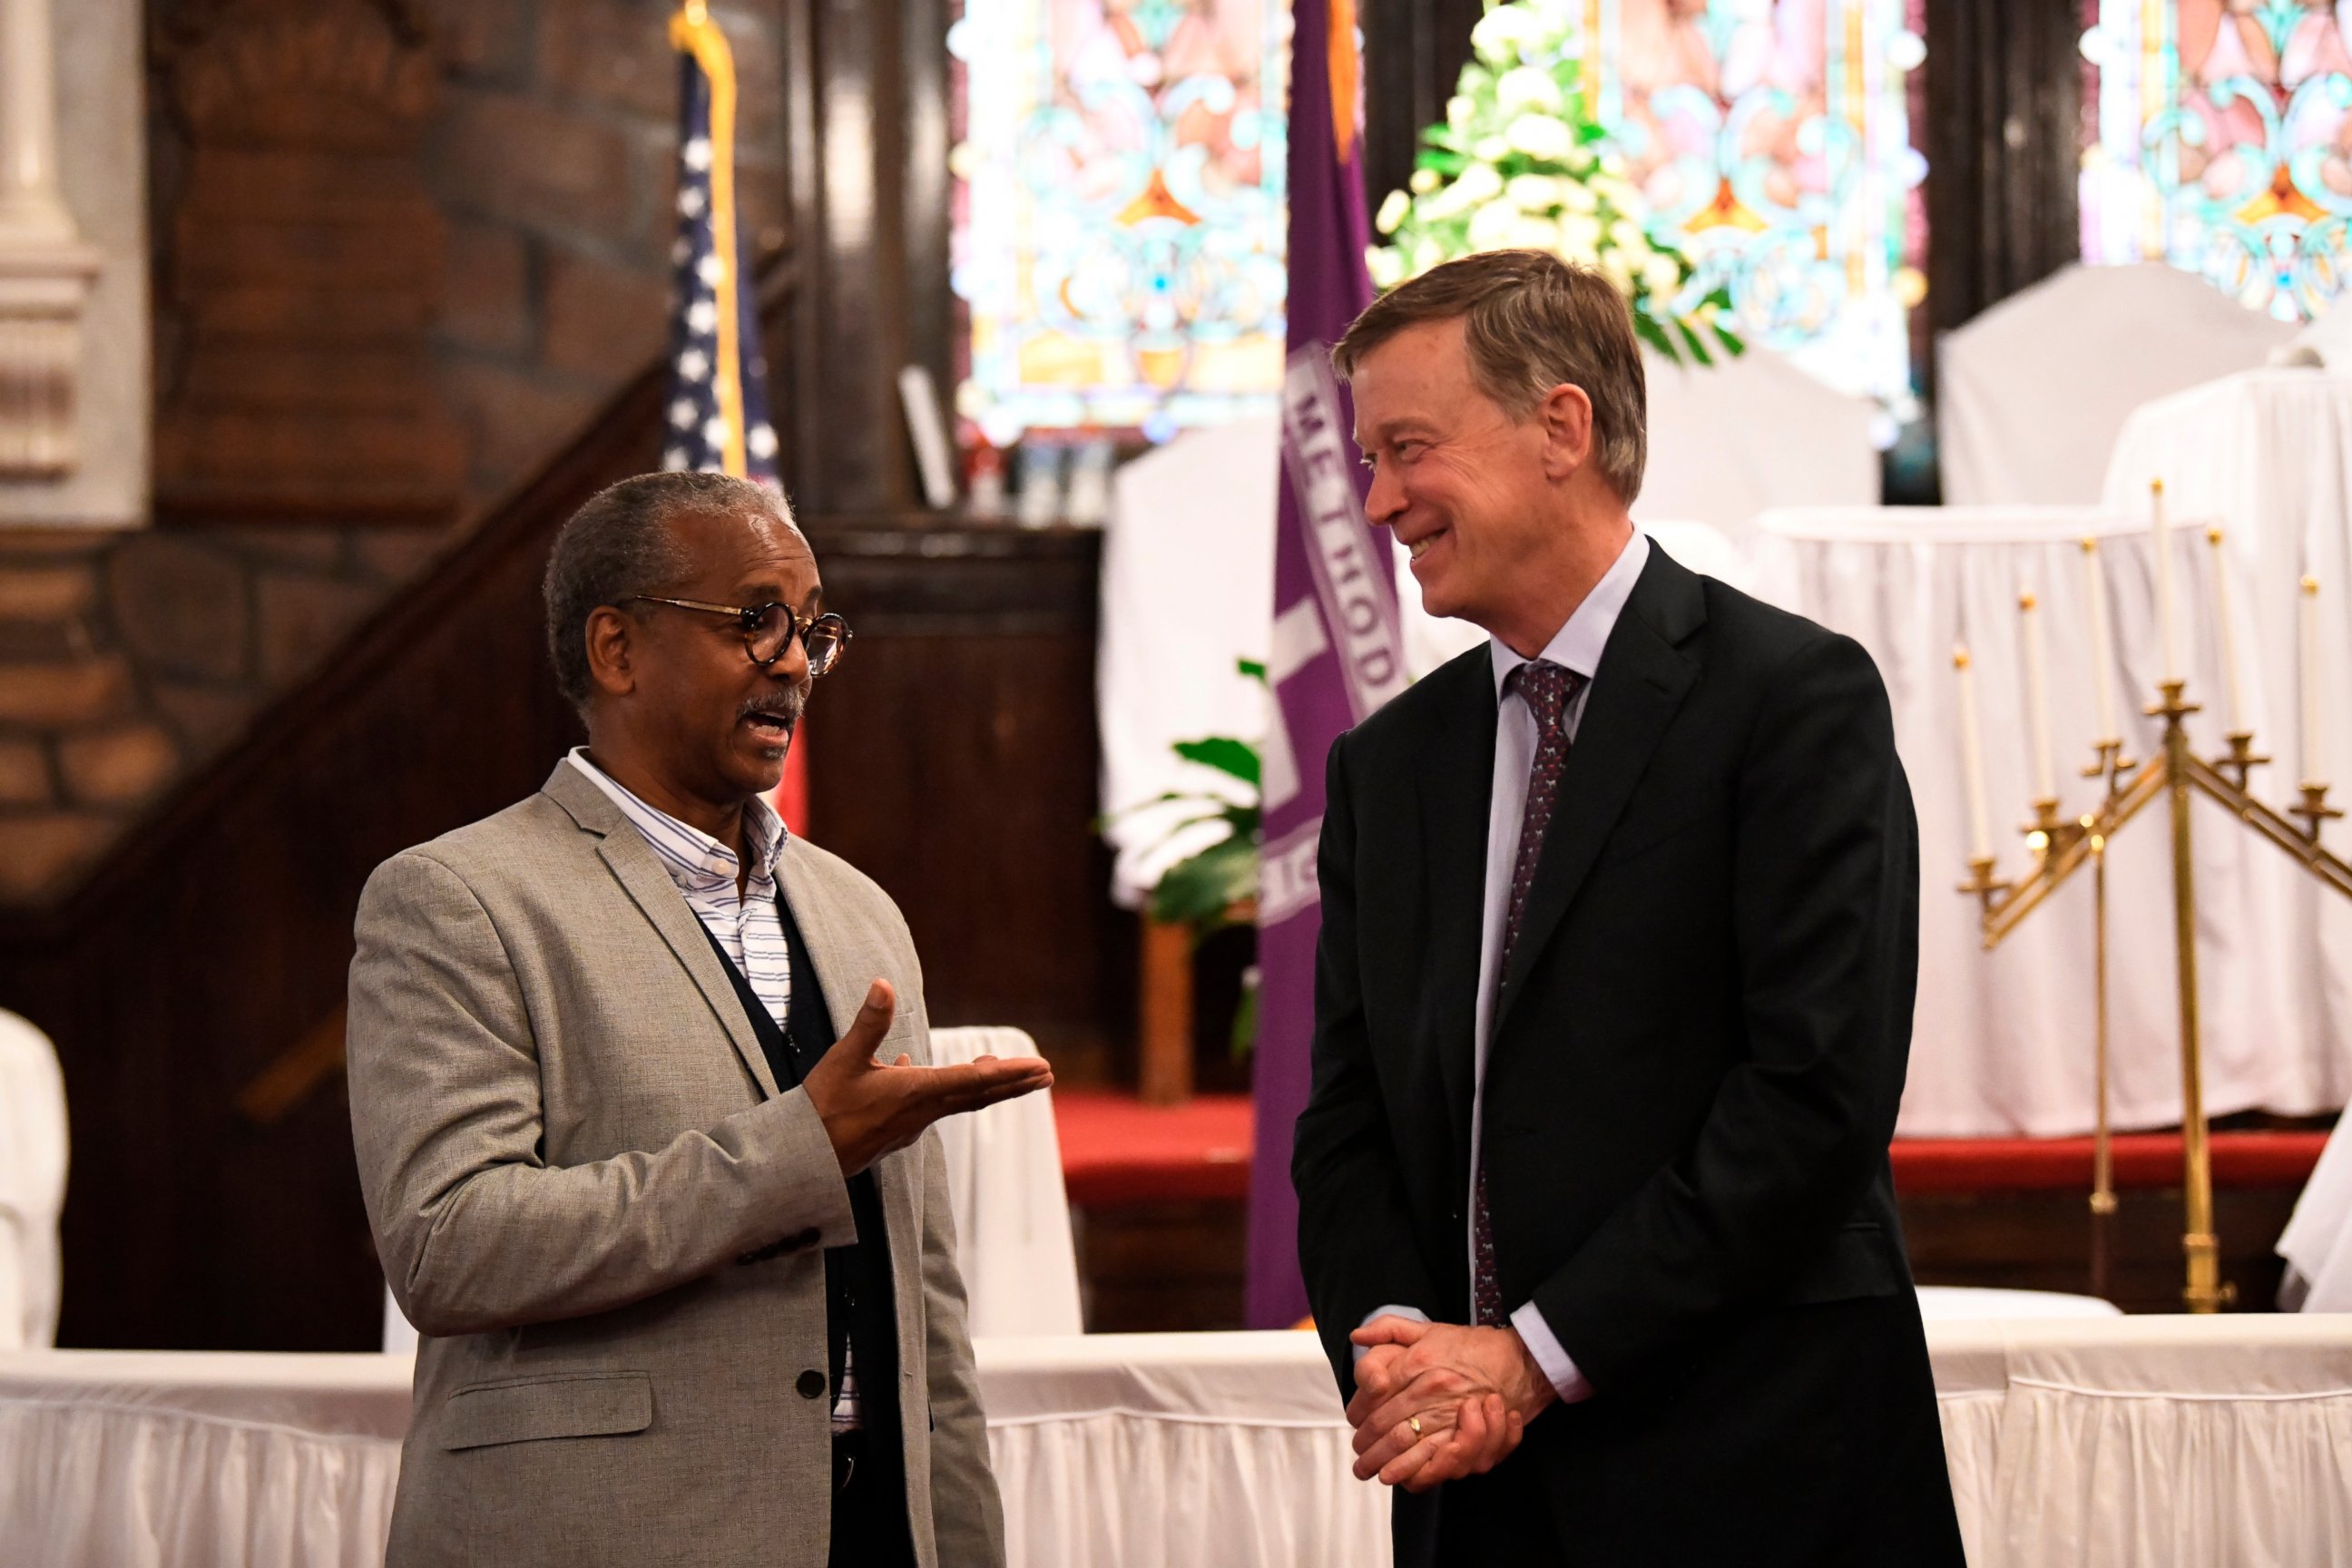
[
  {"x1": 664, "y1": 5, "x2": 779, "y2": 484},
  {"x1": 667, "y1": 5, "x2": 805, "y2": 832}
]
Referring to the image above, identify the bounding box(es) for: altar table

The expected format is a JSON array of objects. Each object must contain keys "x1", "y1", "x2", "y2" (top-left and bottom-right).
[
  {"x1": 1751, "y1": 504, "x2": 2352, "y2": 1138},
  {"x1": 8, "y1": 1316, "x2": 2352, "y2": 1567},
  {"x1": 2102, "y1": 368, "x2": 2352, "y2": 1311}
]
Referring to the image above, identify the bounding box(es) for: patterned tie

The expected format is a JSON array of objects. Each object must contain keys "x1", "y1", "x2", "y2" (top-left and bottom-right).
[{"x1": 1474, "y1": 659, "x2": 1586, "y2": 1327}]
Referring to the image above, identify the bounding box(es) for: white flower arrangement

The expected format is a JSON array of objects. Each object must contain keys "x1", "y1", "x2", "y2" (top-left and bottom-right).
[{"x1": 1366, "y1": 0, "x2": 1741, "y2": 367}]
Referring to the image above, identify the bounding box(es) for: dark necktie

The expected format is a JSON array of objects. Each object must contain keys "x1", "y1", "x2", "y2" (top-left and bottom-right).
[{"x1": 1474, "y1": 658, "x2": 1586, "y2": 1327}]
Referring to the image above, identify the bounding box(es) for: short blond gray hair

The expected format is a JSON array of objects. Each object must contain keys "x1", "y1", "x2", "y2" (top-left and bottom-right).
[{"x1": 1331, "y1": 249, "x2": 1647, "y2": 503}]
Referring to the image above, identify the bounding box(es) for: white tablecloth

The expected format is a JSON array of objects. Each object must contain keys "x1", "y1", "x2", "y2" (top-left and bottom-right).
[
  {"x1": 8, "y1": 1318, "x2": 2352, "y2": 1567},
  {"x1": 2101, "y1": 370, "x2": 2352, "y2": 1308},
  {"x1": 0, "y1": 1351, "x2": 404, "y2": 1568},
  {"x1": 0, "y1": 1010, "x2": 66, "y2": 1351},
  {"x1": 1752, "y1": 505, "x2": 2352, "y2": 1137},
  {"x1": 928, "y1": 1027, "x2": 1083, "y2": 1338}
]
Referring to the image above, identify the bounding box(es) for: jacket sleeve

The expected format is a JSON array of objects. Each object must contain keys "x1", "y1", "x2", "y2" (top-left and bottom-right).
[
  {"x1": 348, "y1": 848, "x2": 858, "y2": 1338},
  {"x1": 1528, "y1": 632, "x2": 1920, "y2": 1391},
  {"x1": 1291, "y1": 730, "x2": 1448, "y2": 1399}
]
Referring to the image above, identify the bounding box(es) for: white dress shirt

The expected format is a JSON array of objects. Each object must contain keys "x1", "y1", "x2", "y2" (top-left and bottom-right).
[
  {"x1": 565, "y1": 750, "x2": 866, "y2": 1430},
  {"x1": 1362, "y1": 529, "x2": 1651, "y2": 1406}
]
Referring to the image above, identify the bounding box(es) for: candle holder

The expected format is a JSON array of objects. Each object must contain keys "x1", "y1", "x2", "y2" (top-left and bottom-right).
[
  {"x1": 2290, "y1": 783, "x2": 2344, "y2": 843},
  {"x1": 1956, "y1": 855, "x2": 2010, "y2": 913},
  {"x1": 2082, "y1": 737, "x2": 2137, "y2": 799},
  {"x1": 2146, "y1": 678, "x2": 2198, "y2": 723},
  {"x1": 1964, "y1": 671, "x2": 2352, "y2": 1312},
  {"x1": 2215, "y1": 731, "x2": 2269, "y2": 794},
  {"x1": 2024, "y1": 797, "x2": 2085, "y2": 864}
]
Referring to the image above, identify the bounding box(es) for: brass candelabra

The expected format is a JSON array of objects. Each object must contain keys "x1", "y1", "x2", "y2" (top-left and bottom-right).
[{"x1": 1960, "y1": 680, "x2": 2352, "y2": 1312}]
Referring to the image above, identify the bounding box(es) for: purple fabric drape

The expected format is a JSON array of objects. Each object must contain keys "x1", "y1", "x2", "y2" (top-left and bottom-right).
[{"x1": 1246, "y1": 0, "x2": 1406, "y2": 1328}]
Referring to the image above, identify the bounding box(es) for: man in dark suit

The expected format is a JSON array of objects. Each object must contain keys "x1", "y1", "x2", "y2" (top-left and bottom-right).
[{"x1": 1291, "y1": 250, "x2": 1965, "y2": 1564}]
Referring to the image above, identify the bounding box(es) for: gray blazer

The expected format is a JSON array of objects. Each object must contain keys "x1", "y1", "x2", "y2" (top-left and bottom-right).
[{"x1": 348, "y1": 760, "x2": 1004, "y2": 1568}]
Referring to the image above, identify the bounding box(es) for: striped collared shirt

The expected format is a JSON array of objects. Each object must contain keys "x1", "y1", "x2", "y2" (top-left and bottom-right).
[
  {"x1": 564, "y1": 750, "x2": 864, "y2": 1431},
  {"x1": 567, "y1": 748, "x2": 792, "y2": 1031}
]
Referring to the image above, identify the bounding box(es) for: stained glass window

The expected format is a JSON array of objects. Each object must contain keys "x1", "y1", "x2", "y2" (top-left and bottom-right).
[
  {"x1": 1567, "y1": 0, "x2": 1930, "y2": 430},
  {"x1": 2080, "y1": 1, "x2": 2352, "y2": 320},
  {"x1": 948, "y1": 0, "x2": 1290, "y2": 444}
]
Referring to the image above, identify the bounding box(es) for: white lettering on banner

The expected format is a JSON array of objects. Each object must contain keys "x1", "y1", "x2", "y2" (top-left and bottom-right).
[
  {"x1": 1261, "y1": 600, "x2": 1331, "y2": 814},
  {"x1": 1281, "y1": 348, "x2": 1409, "y2": 723},
  {"x1": 1260, "y1": 705, "x2": 1302, "y2": 817},
  {"x1": 1258, "y1": 817, "x2": 1323, "y2": 926}
]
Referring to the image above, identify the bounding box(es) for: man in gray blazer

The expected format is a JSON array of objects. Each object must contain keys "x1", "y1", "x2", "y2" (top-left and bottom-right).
[{"x1": 348, "y1": 470, "x2": 1050, "y2": 1568}]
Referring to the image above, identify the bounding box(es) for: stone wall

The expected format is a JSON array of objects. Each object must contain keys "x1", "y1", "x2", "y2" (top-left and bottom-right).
[
  {"x1": 416, "y1": 0, "x2": 788, "y2": 515},
  {"x1": 0, "y1": 0, "x2": 789, "y2": 904}
]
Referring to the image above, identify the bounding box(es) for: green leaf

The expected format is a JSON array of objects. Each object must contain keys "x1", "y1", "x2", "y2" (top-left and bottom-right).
[
  {"x1": 1632, "y1": 312, "x2": 1679, "y2": 363},
  {"x1": 1676, "y1": 318, "x2": 1714, "y2": 367},
  {"x1": 1173, "y1": 737, "x2": 1259, "y2": 787},
  {"x1": 1713, "y1": 325, "x2": 1747, "y2": 357},
  {"x1": 1228, "y1": 975, "x2": 1259, "y2": 1063},
  {"x1": 1236, "y1": 657, "x2": 1267, "y2": 683},
  {"x1": 1149, "y1": 835, "x2": 1259, "y2": 926}
]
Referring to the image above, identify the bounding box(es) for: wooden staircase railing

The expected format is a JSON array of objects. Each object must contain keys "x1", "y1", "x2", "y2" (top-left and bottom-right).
[{"x1": 0, "y1": 272, "x2": 793, "y2": 1351}]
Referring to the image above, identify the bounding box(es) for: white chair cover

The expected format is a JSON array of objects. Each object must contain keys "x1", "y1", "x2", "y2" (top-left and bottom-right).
[
  {"x1": 926, "y1": 1026, "x2": 1083, "y2": 1338},
  {"x1": 1938, "y1": 263, "x2": 2296, "y2": 505},
  {"x1": 1635, "y1": 342, "x2": 1880, "y2": 541},
  {"x1": 2289, "y1": 304, "x2": 2352, "y2": 368},
  {"x1": 1751, "y1": 505, "x2": 2347, "y2": 1136},
  {"x1": 0, "y1": 1010, "x2": 65, "y2": 1351}
]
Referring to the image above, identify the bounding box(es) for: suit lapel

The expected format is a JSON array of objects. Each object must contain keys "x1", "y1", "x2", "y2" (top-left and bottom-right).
[
  {"x1": 542, "y1": 762, "x2": 782, "y2": 1101},
  {"x1": 774, "y1": 840, "x2": 874, "y2": 1061},
  {"x1": 1493, "y1": 548, "x2": 1705, "y2": 1038},
  {"x1": 775, "y1": 839, "x2": 923, "y2": 1262},
  {"x1": 1413, "y1": 652, "x2": 1498, "y2": 1168}
]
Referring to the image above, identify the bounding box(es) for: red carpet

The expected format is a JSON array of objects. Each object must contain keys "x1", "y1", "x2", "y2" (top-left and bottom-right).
[{"x1": 1053, "y1": 1091, "x2": 2328, "y2": 1206}]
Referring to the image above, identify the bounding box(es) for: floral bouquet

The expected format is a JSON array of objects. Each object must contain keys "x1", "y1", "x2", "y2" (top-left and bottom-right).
[{"x1": 1366, "y1": 0, "x2": 1741, "y2": 367}]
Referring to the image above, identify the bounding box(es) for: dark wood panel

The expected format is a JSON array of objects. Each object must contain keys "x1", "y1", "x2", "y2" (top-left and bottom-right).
[
  {"x1": 1361, "y1": 0, "x2": 1486, "y2": 223},
  {"x1": 802, "y1": 524, "x2": 1130, "y2": 1084},
  {"x1": 1921, "y1": 0, "x2": 2084, "y2": 347}
]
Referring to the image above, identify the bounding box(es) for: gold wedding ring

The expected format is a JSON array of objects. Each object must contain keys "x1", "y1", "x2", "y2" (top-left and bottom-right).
[{"x1": 1408, "y1": 1416, "x2": 1423, "y2": 1436}]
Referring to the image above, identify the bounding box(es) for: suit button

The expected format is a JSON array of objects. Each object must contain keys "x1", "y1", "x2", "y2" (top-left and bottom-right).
[{"x1": 797, "y1": 1369, "x2": 827, "y2": 1400}]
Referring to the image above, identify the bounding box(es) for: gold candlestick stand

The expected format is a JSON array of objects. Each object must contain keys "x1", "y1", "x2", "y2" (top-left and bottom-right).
[{"x1": 1964, "y1": 681, "x2": 2352, "y2": 1312}]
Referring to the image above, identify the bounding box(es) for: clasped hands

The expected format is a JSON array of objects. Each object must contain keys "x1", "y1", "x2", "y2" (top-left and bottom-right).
[
  {"x1": 803, "y1": 980, "x2": 1054, "y2": 1175},
  {"x1": 1347, "y1": 1316, "x2": 1558, "y2": 1493}
]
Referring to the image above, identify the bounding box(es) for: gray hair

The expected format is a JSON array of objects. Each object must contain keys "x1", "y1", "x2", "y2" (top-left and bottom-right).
[
  {"x1": 1332, "y1": 249, "x2": 1648, "y2": 504},
  {"x1": 542, "y1": 471, "x2": 789, "y2": 712}
]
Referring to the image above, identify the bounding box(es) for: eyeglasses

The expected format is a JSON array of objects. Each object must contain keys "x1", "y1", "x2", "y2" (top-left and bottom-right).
[{"x1": 626, "y1": 596, "x2": 853, "y2": 676}]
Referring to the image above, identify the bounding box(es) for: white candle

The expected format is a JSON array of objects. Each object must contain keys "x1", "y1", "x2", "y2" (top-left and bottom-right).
[
  {"x1": 2151, "y1": 478, "x2": 2179, "y2": 684},
  {"x1": 2304, "y1": 575, "x2": 2325, "y2": 786},
  {"x1": 1955, "y1": 643, "x2": 1993, "y2": 862},
  {"x1": 2206, "y1": 527, "x2": 2243, "y2": 732},
  {"x1": 2021, "y1": 590, "x2": 2055, "y2": 801},
  {"x1": 2082, "y1": 537, "x2": 2120, "y2": 740}
]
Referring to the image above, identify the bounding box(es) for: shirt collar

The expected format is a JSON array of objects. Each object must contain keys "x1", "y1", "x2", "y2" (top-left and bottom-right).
[
  {"x1": 564, "y1": 747, "x2": 789, "y2": 896},
  {"x1": 1489, "y1": 529, "x2": 1651, "y2": 698}
]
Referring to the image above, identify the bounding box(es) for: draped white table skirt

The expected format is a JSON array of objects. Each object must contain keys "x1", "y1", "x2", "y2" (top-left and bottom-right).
[{"x1": 7, "y1": 1318, "x2": 2352, "y2": 1567}]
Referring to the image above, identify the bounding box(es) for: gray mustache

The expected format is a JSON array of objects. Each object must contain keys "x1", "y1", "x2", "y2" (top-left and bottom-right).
[{"x1": 737, "y1": 686, "x2": 807, "y2": 723}]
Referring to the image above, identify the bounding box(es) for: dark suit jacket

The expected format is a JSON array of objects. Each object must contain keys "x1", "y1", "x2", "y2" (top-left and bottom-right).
[{"x1": 1292, "y1": 545, "x2": 1964, "y2": 1565}]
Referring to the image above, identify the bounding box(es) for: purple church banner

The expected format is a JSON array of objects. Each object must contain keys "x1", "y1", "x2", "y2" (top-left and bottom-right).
[{"x1": 1246, "y1": 0, "x2": 1406, "y2": 1329}]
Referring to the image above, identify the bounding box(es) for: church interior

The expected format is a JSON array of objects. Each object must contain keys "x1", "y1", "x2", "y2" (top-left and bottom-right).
[{"x1": 3, "y1": 0, "x2": 2351, "y2": 1563}]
